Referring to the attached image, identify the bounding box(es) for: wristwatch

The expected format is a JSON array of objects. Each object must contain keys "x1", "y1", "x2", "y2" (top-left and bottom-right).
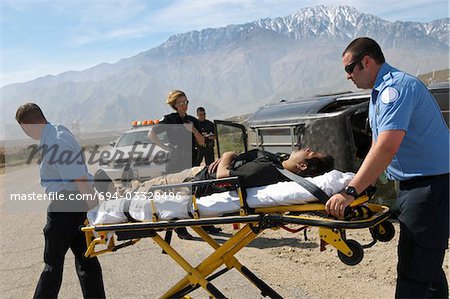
[{"x1": 344, "y1": 186, "x2": 359, "y2": 200}]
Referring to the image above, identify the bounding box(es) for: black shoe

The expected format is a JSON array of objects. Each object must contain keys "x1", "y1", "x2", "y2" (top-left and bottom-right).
[
  {"x1": 175, "y1": 227, "x2": 194, "y2": 240},
  {"x1": 202, "y1": 225, "x2": 222, "y2": 235}
]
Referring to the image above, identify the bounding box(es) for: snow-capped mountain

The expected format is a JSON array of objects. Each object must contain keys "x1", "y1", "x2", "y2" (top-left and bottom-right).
[
  {"x1": 2, "y1": 5, "x2": 449, "y2": 139},
  {"x1": 158, "y1": 5, "x2": 448, "y2": 56}
]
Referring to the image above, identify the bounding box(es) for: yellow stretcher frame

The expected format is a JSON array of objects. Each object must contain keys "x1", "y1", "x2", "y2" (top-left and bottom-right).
[{"x1": 82, "y1": 177, "x2": 394, "y2": 298}]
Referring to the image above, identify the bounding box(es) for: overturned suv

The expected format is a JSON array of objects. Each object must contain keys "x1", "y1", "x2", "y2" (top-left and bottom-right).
[
  {"x1": 98, "y1": 122, "x2": 170, "y2": 183},
  {"x1": 214, "y1": 81, "x2": 449, "y2": 204}
]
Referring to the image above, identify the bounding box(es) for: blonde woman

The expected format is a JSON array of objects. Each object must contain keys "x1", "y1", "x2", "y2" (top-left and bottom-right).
[
  {"x1": 149, "y1": 90, "x2": 205, "y2": 173},
  {"x1": 148, "y1": 90, "x2": 206, "y2": 239}
]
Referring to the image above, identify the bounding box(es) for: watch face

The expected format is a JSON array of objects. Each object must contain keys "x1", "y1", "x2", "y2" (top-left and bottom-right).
[{"x1": 346, "y1": 187, "x2": 358, "y2": 198}]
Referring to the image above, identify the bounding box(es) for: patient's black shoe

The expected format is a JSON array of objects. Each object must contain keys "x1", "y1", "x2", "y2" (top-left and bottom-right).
[
  {"x1": 175, "y1": 227, "x2": 194, "y2": 240},
  {"x1": 202, "y1": 225, "x2": 222, "y2": 235}
]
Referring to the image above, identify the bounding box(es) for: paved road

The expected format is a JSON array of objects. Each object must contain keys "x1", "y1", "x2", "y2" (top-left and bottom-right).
[{"x1": 0, "y1": 164, "x2": 308, "y2": 298}]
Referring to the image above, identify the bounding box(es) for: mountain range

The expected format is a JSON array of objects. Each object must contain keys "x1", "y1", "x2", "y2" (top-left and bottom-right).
[{"x1": 2, "y1": 5, "x2": 449, "y2": 139}]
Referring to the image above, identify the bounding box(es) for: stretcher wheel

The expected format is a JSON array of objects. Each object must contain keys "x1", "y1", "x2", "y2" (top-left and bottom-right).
[
  {"x1": 373, "y1": 221, "x2": 395, "y2": 242},
  {"x1": 337, "y1": 239, "x2": 364, "y2": 266}
]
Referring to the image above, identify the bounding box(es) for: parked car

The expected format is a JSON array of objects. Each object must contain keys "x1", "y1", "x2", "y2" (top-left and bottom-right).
[{"x1": 98, "y1": 121, "x2": 169, "y2": 181}]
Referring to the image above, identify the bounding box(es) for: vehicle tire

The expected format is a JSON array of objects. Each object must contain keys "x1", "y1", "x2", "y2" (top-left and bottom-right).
[
  {"x1": 337, "y1": 239, "x2": 364, "y2": 266},
  {"x1": 121, "y1": 164, "x2": 134, "y2": 187},
  {"x1": 372, "y1": 221, "x2": 395, "y2": 242}
]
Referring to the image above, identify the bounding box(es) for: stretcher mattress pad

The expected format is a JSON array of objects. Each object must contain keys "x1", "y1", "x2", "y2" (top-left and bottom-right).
[{"x1": 88, "y1": 170, "x2": 354, "y2": 225}]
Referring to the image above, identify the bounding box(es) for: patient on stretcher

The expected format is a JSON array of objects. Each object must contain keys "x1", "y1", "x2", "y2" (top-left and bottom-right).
[
  {"x1": 88, "y1": 149, "x2": 355, "y2": 225},
  {"x1": 88, "y1": 169, "x2": 355, "y2": 224},
  {"x1": 117, "y1": 148, "x2": 334, "y2": 195}
]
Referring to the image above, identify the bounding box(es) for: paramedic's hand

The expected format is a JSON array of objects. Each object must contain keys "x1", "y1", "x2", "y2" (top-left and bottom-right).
[
  {"x1": 325, "y1": 193, "x2": 354, "y2": 219},
  {"x1": 164, "y1": 143, "x2": 177, "y2": 152}
]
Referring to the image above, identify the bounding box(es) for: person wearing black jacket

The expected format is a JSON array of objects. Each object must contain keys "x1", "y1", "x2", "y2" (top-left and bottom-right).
[
  {"x1": 121, "y1": 148, "x2": 334, "y2": 198},
  {"x1": 207, "y1": 148, "x2": 334, "y2": 188},
  {"x1": 195, "y1": 107, "x2": 215, "y2": 166},
  {"x1": 148, "y1": 90, "x2": 205, "y2": 173},
  {"x1": 148, "y1": 90, "x2": 206, "y2": 239}
]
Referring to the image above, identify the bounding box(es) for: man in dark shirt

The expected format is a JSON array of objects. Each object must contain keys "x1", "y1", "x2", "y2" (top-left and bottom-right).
[
  {"x1": 195, "y1": 107, "x2": 216, "y2": 166},
  {"x1": 116, "y1": 148, "x2": 334, "y2": 195},
  {"x1": 201, "y1": 148, "x2": 334, "y2": 189}
]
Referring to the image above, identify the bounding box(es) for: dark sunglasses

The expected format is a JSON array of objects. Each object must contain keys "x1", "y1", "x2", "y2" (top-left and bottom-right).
[
  {"x1": 344, "y1": 54, "x2": 369, "y2": 75},
  {"x1": 344, "y1": 57, "x2": 363, "y2": 74}
]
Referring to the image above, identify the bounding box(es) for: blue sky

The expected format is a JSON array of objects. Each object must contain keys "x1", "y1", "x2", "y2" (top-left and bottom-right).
[{"x1": 1, "y1": 0, "x2": 449, "y2": 87}]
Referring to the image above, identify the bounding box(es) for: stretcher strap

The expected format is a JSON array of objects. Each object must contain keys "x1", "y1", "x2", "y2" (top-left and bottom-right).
[
  {"x1": 120, "y1": 186, "x2": 141, "y2": 223},
  {"x1": 122, "y1": 197, "x2": 137, "y2": 223},
  {"x1": 280, "y1": 225, "x2": 308, "y2": 233},
  {"x1": 277, "y1": 168, "x2": 330, "y2": 204},
  {"x1": 150, "y1": 199, "x2": 159, "y2": 221},
  {"x1": 191, "y1": 195, "x2": 200, "y2": 219}
]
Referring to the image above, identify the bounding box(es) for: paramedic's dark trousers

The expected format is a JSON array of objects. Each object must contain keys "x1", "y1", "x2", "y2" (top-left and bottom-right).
[
  {"x1": 395, "y1": 174, "x2": 449, "y2": 299},
  {"x1": 34, "y1": 199, "x2": 105, "y2": 298}
]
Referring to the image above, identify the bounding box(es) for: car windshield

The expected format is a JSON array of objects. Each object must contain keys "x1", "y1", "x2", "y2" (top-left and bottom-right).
[
  {"x1": 116, "y1": 131, "x2": 151, "y2": 147},
  {"x1": 115, "y1": 130, "x2": 168, "y2": 147}
]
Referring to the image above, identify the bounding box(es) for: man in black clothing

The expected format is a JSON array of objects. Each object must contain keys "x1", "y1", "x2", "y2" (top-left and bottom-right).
[
  {"x1": 198, "y1": 148, "x2": 334, "y2": 189},
  {"x1": 195, "y1": 107, "x2": 216, "y2": 166},
  {"x1": 126, "y1": 148, "x2": 334, "y2": 198}
]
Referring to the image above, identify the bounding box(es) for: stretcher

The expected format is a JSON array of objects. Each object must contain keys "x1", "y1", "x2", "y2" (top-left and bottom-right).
[{"x1": 82, "y1": 176, "x2": 394, "y2": 299}]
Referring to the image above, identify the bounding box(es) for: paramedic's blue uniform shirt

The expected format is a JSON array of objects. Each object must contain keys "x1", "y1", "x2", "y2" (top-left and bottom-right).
[
  {"x1": 369, "y1": 63, "x2": 450, "y2": 181},
  {"x1": 39, "y1": 123, "x2": 90, "y2": 193}
]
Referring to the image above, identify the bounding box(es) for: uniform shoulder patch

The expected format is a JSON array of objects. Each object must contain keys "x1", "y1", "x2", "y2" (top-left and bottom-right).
[{"x1": 380, "y1": 87, "x2": 399, "y2": 104}]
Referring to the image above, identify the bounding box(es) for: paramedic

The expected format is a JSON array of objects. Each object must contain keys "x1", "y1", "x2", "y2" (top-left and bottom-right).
[
  {"x1": 325, "y1": 37, "x2": 449, "y2": 298},
  {"x1": 15, "y1": 103, "x2": 106, "y2": 298},
  {"x1": 148, "y1": 90, "x2": 205, "y2": 239},
  {"x1": 195, "y1": 106, "x2": 216, "y2": 166},
  {"x1": 148, "y1": 90, "x2": 205, "y2": 173}
]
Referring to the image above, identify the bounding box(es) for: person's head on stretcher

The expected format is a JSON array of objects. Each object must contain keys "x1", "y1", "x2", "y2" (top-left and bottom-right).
[
  {"x1": 211, "y1": 148, "x2": 334, "y2": 185},
  {"x1": 283, "y1": 148, "x2": 333, "y2": 176}
]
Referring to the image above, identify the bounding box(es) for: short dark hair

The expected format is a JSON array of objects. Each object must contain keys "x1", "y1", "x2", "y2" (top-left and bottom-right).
[
  {"x1": 197, "y1": 107, "x2": 205, "y2": 113},
  {"x1": 301, "y1": 155, "x2": 335, "y2": 177},
  {"x1": 343, "y1": 37, "x2": 385, "y2": 65},
  {"x1": 15, "y1": 103, "x2": 46, "y2": 124}
]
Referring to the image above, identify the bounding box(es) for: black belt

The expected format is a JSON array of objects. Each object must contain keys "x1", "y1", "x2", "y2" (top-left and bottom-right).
[{"x1": 399, "y1": 173, "x2": 449, "y2": 188}]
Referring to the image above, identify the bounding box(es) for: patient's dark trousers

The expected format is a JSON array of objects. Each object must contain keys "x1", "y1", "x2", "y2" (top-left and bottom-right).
[
  {"x1": 395, "y1": 174, "x2": 449, "y2": 298},
  {"x1": 34, "y1": 210, "x2": 106, "y2": 298}
]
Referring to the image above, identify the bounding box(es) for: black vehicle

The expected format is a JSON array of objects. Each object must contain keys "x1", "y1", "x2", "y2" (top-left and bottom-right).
[{"x1": 215, "y1": 81, "x2": 449, "y2": 173}]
